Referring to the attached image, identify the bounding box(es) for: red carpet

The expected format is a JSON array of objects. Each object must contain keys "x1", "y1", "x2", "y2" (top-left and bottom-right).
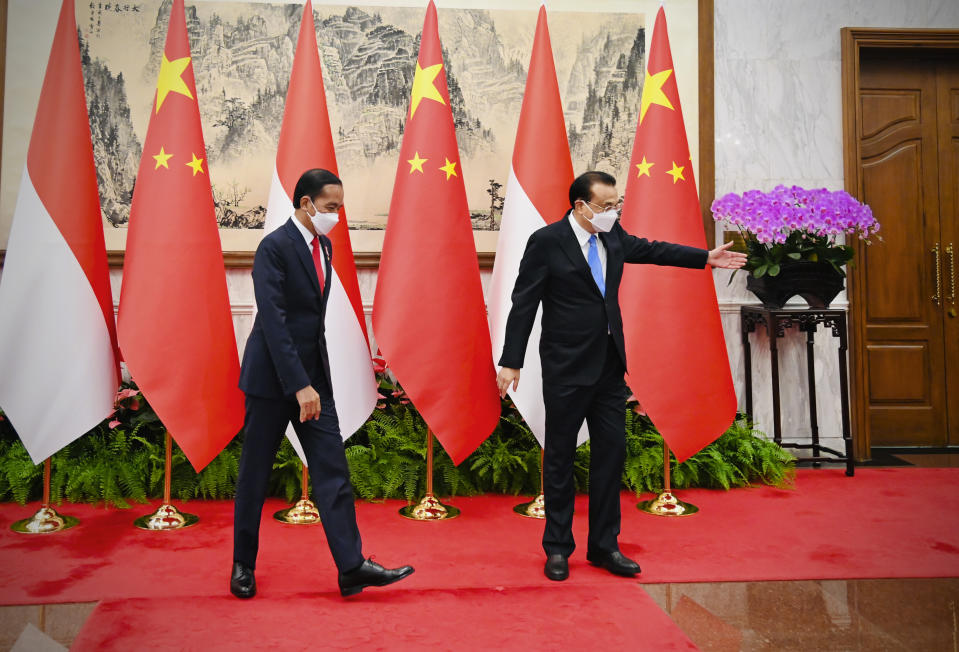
[
  {"x1": 1, "y1": 468, "x2": 958, "y2": 608},
  {"x1": 70, "y1": 586, "x2": 698, "y2": 651}
]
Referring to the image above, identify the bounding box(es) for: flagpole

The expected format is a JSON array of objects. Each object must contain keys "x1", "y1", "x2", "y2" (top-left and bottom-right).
[
  {"x1": 399, "y1": 429, "x2": 460, "y2": 520},
  {"x1": 513, "y1": 448, "x2": 546, "y2": 519},
  {"x1": 273, "y1": 463, "x2": 321, "y2": 525},
  {"x1": 11, "y1": 458, "x2": 79, "y2": 534},
  {"x1": 638, "y1": 440, "x2": 699, "y2": 516},
  {"x1": 134, "y1": 431, "x2": 199, "y2": 530}
]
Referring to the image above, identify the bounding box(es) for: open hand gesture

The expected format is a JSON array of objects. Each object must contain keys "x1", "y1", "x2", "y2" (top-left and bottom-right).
[{"x1": 707, "y1": 241, "x2": 747, "y2": 269}]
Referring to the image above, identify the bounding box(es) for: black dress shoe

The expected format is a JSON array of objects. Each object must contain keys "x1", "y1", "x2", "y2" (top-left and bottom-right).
[
  {"x1": 586, "y1": 550, "x2": 641, "y2": 576},
  {"x1": 338, "y1": 558, "x2": 414, "y2": 597},
  {"x1": 544, "y1": 554, "x2": 569, "y2": 581},
  {"x1": 230, "y1": 561, "x2": 256, "y2": 599}
]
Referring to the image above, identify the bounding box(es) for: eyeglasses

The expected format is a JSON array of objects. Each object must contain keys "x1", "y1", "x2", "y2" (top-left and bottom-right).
[{"x1": 582, "y1": 199, "x2": 624, "y2": 217}]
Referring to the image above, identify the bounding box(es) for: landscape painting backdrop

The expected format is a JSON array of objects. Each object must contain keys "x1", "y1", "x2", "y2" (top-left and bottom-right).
[{"x1": 2, "y1": 0, "x2": 702, "y2": 253}]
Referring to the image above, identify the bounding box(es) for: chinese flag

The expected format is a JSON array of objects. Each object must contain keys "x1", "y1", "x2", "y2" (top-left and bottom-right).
[
  {"x1": 117, "y1": 0, "x2": 244, "y2": 471},
  {"x1": 619, "y1": 7, "x2": 736, "y2": 462},
  {"x1": 373, "y1": 0, "x2": 499, "y2": 465}
]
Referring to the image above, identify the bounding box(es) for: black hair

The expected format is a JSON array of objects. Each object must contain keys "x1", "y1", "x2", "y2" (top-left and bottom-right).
[
  {"x1": 568, "y1": 170, "x2": 617, "y2": 208},
  {"x1": 292, "y1": 168, "x2": 342, "y2": 208}
]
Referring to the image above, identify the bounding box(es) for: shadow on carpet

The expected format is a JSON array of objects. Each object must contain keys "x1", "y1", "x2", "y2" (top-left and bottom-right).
[{"x1": 70, "y1": 585, "x2": 697, "y2": 651}]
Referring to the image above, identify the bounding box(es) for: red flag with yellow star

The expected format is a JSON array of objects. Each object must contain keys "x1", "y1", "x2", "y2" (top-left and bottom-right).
[
  {"x1": 619, "y1": 7, "x2": 736, "y2": 463},
  {"x1": 372, "y1": 0, "x2": 500, "y2": 465},
  {"x1": 117, "y1": 0, "x2": 244, "y2": 471}
]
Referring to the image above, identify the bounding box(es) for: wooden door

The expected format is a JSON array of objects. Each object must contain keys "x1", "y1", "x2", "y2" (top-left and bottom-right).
[
  {"x1": 856, "y1": 52, "x2": 949, "y2": 447},
  {"x1": 937, "y1": 58, "x2": 959, "y2": 445}
]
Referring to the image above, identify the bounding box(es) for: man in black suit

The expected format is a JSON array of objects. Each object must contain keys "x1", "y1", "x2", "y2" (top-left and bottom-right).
[
  {"x1": 496, "y1": 171, "x2": 745, "y2": 581},
  {"x1": 231, "y1": 168, "x2": 413, "y2": 598}
]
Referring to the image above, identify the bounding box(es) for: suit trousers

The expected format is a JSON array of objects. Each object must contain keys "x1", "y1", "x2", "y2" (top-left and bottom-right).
[
  {"x1": 542, "y1": 336, "x2": 628, "y2": 557},
  {"x1": 233, "y1": 390, "x2": 364, "y2": 573}
]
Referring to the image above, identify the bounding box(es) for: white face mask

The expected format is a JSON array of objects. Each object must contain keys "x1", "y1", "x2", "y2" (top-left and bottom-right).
[
  {"x1": 308, "y1": 199, "x2": 339, "y2": 235},
  {"x1": 583, "y1": 200, "x2": 618, "y2": 233}
]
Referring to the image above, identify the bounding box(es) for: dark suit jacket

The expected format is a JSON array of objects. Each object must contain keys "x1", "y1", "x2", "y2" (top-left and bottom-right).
[
  {"x1": 498, "y1": 214, "x2": 708, "y2": 386},
  {"x1": 239, "y1": 218, "x2": 333, "y2": 399}
]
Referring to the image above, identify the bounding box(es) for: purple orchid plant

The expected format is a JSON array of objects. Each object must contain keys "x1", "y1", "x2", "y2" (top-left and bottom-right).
[{"x1": 711, "y1": 185, "x2": 880, "y2": 279}]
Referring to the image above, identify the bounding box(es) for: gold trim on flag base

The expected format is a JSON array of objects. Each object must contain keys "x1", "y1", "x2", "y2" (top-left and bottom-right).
[
  {"x1": 399, "y1": 493, "x2": 460, "y2": 520},
  {"x1": 638, "y1": 441, "x2": 699, "y2": 517},
  {"x1": 12, "y1": 506, "x2": 79, "y2": 534},
  {"x1": 134, "y1": 504, "x2": 199, "y2": 530},
  {"x1": 274, "y1": 465, "x2": 321, "y2": 525},
  {"x1": 12, "y1": 459, "x2": 79, "y2": 534},
  {"x1": 513, "y1": 494, "x2": 545, "y2": 519},
  {"x1": 134, "y1": 432, "x2": 199, "y2": 530},
  {"x1": 398, "y1": 431, "x2": 460, "y2": 520},
  {"x1": 637, "y1": 491, "x2": 699, "y2": 517}
]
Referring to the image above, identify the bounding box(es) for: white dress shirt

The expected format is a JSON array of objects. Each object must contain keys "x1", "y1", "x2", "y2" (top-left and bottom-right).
[
  {"x1": 291, "y1": 215, "x2": 327, "y2": 269},
  {"x1": 568, "y1": 213, "x2": 606, "y2": 281}
]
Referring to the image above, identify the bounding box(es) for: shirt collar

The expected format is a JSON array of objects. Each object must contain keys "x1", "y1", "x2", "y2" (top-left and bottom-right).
[
  {"x1": 291, "y1": 215, "x2": 315, "y2": 249},
  {"x1": 567, "y1": 211, "x2": 595, "y2": 248}
]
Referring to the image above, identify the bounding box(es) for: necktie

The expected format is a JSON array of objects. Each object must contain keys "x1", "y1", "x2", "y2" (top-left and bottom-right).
[
  {"x1": 311, "y1": 236, "x2": 325, "y2": 292},
  {"x1": 587, "y1": 234, "x2": 605, "y2": 297}
]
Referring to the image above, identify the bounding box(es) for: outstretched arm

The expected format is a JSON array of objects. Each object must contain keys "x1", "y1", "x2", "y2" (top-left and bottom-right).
[{"x1": 618, "y1": 224, "x2": 708, "y2": 268}]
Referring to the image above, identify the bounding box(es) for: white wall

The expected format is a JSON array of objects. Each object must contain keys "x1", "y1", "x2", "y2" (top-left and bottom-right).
[{"x1": 713, "y1": 0, "x2": 959, "y2": 453}]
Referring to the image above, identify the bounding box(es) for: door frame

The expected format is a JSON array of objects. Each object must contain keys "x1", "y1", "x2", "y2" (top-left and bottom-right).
[{"x1": 841, "y1": 28, "x2": 959, "y2": 459}]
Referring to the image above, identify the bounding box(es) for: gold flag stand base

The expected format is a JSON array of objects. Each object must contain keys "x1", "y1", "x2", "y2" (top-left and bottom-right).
[
  {"x1": 399, "y1": 493, "x2": 460, "y2": 520},
  {"x1": 11, "y1": 506, "x2": 79, "y2": 534},
  {"x1": 637, "y1": 491, "x2": 698, "y2": 517},
  {"x1": 513, "y1": 493, "x2": 545, "y2": 519},
  {"x1": 399, "y1": 431, "x2": 460, "y2": 521},
  {"x1": 638, "y1": 441, "x2": 699, "y2": 517},
  {"x1": 273, "y1": 465, "x2": 321, "y2": 525},
  {"x1": 273, "y1": 499, "x2": 321, "y2": 524},
  {"x1": 12, "y1": 459, "x2": 79, "y2": 534},
  {"x1": 134, "y1": 503, "x2": 199, "y2": 530},
  {"x1": 134, "y1": 433, "x2": 198, "y2": 530}
]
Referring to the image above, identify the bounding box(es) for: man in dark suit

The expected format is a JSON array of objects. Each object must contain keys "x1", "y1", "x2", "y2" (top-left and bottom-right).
[
  {"x1": 231, "y1": 168, "x2": 413, "y2": 598},
  {"x1": 496, "y1": 171, "x2": 745, "y2": 581}
]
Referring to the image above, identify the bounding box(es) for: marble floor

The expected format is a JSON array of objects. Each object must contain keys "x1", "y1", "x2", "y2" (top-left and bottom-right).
[
  {"x1": 645, "y1": 578, "x2": 959, "y2": 652},
  {"x1": 0, "y1": 603, "x2": 94, "y2": 650}
]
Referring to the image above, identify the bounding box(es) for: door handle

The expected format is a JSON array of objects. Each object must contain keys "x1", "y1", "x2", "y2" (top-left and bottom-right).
[
  {"x1": 947, "y1": 243, "x2": 956, "y2": 304},
  {"x1": 932, "y1": 243, "x2": 941, "y2": 306},
  {"x1": 948, "y1": 243, "x2": 957, "y2": 318}
]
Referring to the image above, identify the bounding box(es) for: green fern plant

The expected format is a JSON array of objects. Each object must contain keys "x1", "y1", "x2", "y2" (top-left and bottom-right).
[
  {"x1": 621, "y1": 410, "x2": 795, "y2": 494},
  {"x1": 469, "y1": 410, "x2": 541, "y2": 495},
  {"x1": 0, "y1": 436, "x2": 43, "y2": 504},
  {"x1": 50, "y1": 426, "x2": 150, "y2": 508},
  {"x1": 0, "y1": 376, "x2": 796, "y2": 507}
]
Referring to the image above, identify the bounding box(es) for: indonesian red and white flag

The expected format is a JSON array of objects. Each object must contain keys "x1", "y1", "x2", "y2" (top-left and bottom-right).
[
  {"x1": 117, "y1": 0, "x2": 244, "y2": 471},
  {"x1": 488, "y1": 5, "x2": 586, "y2": 448},
  {"x1": 263, "y1": 0, "x2": 377, "y2": 458},
  {"x1": 373, "y1": 0, "x2": 500, "y2": 465},
  {"x1": 0, "y1": 0, "x2": 120, "y2": 464},
  {"x1": 619, "y1": 7, "x2": 736, "y2": 462}
]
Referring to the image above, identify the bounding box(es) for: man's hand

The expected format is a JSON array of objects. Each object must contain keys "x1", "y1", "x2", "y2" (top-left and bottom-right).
[
  {"x1": 496, "y1": 367, "x2": 521, "y2": 398},
  {"x1": 295, "y1": 385, "x2": 322, "y2": 422},
  {"x1": 707, "y1": 241, "x2": 748, "y2": 269}
]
